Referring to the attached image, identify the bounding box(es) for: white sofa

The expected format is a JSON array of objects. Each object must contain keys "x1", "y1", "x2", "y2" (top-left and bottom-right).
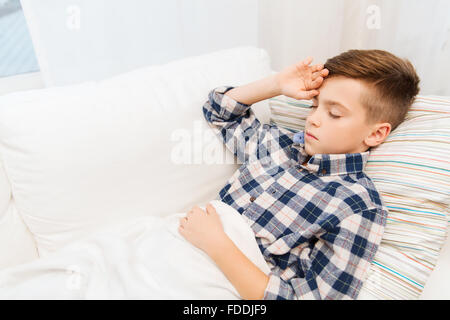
[{"x1": 0, "y1": 46, "x2": 448, "y2": 299}]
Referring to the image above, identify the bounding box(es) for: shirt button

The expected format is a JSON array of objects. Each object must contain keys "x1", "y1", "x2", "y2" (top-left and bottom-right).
[
  {"x1": 322, "y1": 168, "x2": 327, "y2": 174},
  {"x1": 250, "y1": 196, "x2": 256, "y2": 202}
]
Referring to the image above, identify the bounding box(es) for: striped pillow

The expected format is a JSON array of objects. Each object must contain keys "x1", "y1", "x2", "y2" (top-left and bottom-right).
[{"x1": 269, "y1": 95, "x2": 450, "y2": 300}]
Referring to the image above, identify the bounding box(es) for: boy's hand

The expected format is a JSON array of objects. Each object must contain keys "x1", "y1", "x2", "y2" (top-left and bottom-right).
[
  {"x1": 178, "y1": 203, "x2": 227, "y2": 254},
  {"x1": 275, "y1": 56, "x2": 329, "y2": 100}
]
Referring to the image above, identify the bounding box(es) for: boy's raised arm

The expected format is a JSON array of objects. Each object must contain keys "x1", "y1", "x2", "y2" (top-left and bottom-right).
[
  {"x1": 223, "y1": 73, "x2": 282, "y2": 106},
  {"x1": 225, "y1": 56, "x2": 328, "y2": 105},
  {"x1": 201, "y1": 57, "x2": 328, "y2": 165}
]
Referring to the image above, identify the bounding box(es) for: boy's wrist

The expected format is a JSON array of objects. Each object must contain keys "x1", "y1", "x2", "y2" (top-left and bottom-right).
[
  {"x1": 205, "y1": 232, "x2": 232, "y2": 260},
  {"x1": 267, "y1": 73, "x2": 282, "y2": 98}
]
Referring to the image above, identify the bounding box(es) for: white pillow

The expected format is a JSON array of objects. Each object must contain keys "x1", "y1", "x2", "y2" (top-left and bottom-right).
[
  {"x1": 0, "y1": 159, "x2": 38, "y2": 269},
  {"x1": 0, "y1": 160, "x2": 10, "y2": 219},
  {"x1": 0, "y1": 201, "x2": 39, "y2": 269},
  {"x1": 0, "y1": 46, "x2": 272, "y2": 257}
]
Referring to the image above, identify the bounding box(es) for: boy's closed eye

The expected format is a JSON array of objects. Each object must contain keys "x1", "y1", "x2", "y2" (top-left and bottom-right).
[{"x1": 310, "y1": 104, "x2": 342, "y2": 119}]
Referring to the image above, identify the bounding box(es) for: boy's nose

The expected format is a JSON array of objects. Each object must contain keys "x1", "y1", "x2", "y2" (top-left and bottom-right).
[{"x1": 307, "y1": 114, "x2": 321, "y2": 127}]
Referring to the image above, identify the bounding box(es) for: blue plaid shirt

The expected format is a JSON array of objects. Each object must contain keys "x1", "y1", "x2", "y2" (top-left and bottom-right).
[{"x1": 202, "y1": 86, "x2": 389, "y2": 300}]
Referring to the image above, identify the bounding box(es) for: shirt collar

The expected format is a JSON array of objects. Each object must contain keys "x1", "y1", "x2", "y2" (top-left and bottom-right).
[{"x1": 290, "y1": 131, "x2": 370, "y2": 176}]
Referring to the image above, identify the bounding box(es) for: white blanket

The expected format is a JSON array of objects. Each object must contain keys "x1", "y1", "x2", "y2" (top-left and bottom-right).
[{"x1": 0, "y1": 200, "x2": 271, "y2": 299}]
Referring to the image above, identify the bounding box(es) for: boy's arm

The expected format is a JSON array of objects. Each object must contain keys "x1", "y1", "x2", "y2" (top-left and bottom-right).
[
  {"x1": 202, "y1": 82, "x2": 279, "y2": 165},
  {"x1": 206, "y1": 233, "x2": 269, "y2": 300},
  {"x1": 202, "y1": 57, "x2": 327, "y2": 165},
  {"x1": 179, "y1": 204, "x2": 270, "y2": 300},
  {"x1": 224, "y1": 56, "x2": 328, "y2": 105},
  {"x1": 207, "y1": 207, "x2": 386, "y2": 300},
  {"x1": 223, "y1": 74, "x2": 281, "y2": 106}
]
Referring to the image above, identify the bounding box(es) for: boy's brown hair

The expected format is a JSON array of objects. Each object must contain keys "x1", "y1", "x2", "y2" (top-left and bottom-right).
[{"x1": 324, "y1": 49, "x2": 420, "y2": 132}]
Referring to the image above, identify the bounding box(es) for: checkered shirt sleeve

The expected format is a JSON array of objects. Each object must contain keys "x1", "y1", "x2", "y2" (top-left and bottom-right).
[{"x1": 202, "y1": 85, "x2": 291, "y2": 165}]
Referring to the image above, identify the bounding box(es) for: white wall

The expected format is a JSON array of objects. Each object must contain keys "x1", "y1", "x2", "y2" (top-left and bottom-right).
[
  {"x1": 258, "y1": 0, "x2": 450, "y2": 96},
  {"x1": 7, "y1": 0, "x2": 450, "y2": 96},
  {"x1": 20, "y1": 0, "x2": 258, "y2": 87},
  {"x1": 258, "y1": 0, "x2": 346, "y2": 73}
]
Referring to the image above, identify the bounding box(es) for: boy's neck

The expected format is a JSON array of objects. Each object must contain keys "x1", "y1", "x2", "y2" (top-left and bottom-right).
[{"x1": 302, "y1": 155, "x2": 311, "y2": 166}]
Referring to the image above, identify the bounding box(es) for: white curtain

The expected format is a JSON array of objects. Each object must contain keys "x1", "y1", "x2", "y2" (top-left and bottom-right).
[
  {"x1": 20, "y1": 0, "x2": 450, "y2": 95},
  {"x1": 258, "y1": 0, "x2": 450, "y2": 96},
  {"x1": 20, "y1": 0, "x2": 258, "y2": 87}
]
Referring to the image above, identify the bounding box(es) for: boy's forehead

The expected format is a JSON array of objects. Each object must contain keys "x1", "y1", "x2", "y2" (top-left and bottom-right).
[{"x1": 315, "y1": 77, "x2": 367, "y2": 112}]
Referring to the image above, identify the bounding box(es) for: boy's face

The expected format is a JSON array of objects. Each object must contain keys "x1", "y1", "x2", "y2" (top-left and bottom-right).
[{"x1": 304, "y1": 76, "x2": 390, "y2": 156}]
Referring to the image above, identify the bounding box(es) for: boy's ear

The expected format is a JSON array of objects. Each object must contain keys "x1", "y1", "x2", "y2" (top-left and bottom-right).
[{"x1": 365, "y1": 123, "x2": 391, "y2": 148}]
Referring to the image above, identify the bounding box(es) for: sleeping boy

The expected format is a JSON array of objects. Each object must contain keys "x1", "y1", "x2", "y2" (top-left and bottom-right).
[{"x1": 178, "y1": 49, "x2": 420, "y2": 300}]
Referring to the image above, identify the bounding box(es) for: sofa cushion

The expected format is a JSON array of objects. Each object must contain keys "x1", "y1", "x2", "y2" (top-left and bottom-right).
[
  {"x1": 0, "y1": 159, "x2": 10, "y2": 219},
  {"x1": 0, "y1": 159, "x2": 38, "y2": 269},
  {"x1": 0, "y1": 46, "x2": 272, "y2": 256}
]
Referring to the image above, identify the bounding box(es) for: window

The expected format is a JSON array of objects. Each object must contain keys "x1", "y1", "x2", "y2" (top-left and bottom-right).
[{"x1": 0, "y1": 0, "x2": 39, "y2": 78}]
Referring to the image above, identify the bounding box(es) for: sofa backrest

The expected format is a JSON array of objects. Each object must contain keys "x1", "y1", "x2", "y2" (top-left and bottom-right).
[{"x1": 0, "y1": 46, "x2": 273, "y2": 259}]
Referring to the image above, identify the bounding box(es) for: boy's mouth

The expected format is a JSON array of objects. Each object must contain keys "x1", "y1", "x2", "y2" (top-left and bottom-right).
[{"x1": 306, "y1": 131, "x2": 318, "y2": 140}]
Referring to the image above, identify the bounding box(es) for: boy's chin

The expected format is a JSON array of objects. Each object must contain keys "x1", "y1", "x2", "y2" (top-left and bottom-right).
[{"x1": 304, "y1": 143, "x2": 316, "y2": 156}]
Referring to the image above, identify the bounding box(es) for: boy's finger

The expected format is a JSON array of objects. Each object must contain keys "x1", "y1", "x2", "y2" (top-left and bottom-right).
[
  {"x1": 206, "y1": 203, "x2": 216, "y2": 215},
  {"x1": 178, "y1": 225, "x2": 190, "y2": 236},
  {"x1": 302, "y1": 56, "x2": 313, "y2": 66},
  {"x1": 303, "y1": 90, "x2": 320, "y2": 99},
  {"x1": 311, "y1": 71, "x2": 323, "y2": 81},
  {"x1": 311, "y1": 89, "x2": 320, "y2": 96},
  {"x1": 311, "y1": 76, "x2": 324, "y2": 87},
  {"x1": 193, "y1": 205, "x2": 204, "y2": 214},
  {"x1": 310, "y1": 64, "x2": 323, "y2": 72}
]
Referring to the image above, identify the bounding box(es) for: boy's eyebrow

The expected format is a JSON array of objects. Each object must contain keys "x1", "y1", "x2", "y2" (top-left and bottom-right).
[{"x1": 312, "y1": 96, "x2": 350, "y2": 112}]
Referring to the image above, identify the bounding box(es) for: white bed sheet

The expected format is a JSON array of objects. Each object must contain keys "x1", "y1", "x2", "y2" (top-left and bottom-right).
[{"x1": 0, "y1": 200, "x2": 271, "y2": 299}]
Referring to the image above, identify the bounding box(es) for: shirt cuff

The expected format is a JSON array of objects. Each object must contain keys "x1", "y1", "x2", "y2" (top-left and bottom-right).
[
  {"x1": 211, "y1": 86, "x2": 252, "y2": 118},
  {"x1": 262, "y1": 271, "x2": 318, "y2": 300},
  {"x1": 262, "y1": 272, "x2": 283, "y2": 300}
]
